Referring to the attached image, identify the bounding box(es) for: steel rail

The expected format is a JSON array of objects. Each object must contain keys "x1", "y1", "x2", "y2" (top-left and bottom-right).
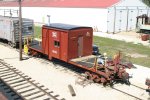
[
  {"x1": 0, "y1": 42, "x2": 147, "y2": 100},
  {"x1": 130, "y1": 84, "x2": 146, "y2": 90},
  {"x1": 0, "y1": 59, "x2": 65, "y2": 100},
  {"x1": 112, "y1": 87, "x2": 143, "y2": 100}
]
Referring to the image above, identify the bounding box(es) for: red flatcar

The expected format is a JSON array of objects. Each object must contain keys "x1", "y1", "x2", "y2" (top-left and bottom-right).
[{"x1": 29, "y1": 23, "x2": 129, "y2": 85}]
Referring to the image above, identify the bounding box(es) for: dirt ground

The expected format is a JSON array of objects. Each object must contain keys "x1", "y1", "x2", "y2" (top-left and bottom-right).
[{"x1": 94, "y1": 31, "x2": 150, "y2": 47}]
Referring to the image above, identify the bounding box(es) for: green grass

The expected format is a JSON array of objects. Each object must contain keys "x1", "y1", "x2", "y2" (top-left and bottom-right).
[
  {"x1": 94, "y1": 36, "x2": 150, "y2": 67},
  {"x1": 34, "y1": 26, "x2": 42, "y2": 39},
  {"x1": 34, "y1": 26, "x2": 150, "y2": 67}
]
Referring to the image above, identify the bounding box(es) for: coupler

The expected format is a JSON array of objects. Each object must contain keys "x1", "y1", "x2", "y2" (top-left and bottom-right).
[{"x1": 146, "y1": 78, "x2": 150, "y2": 92}]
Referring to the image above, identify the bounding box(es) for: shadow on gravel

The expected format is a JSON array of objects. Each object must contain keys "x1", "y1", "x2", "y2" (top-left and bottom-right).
[
  {"x1": 3, "y1": 57, "x2": 30, "y2": 60},
  {"x1": 22, "y1": 57, "x2": 30, "y2": 60},
  {"x1": 3, "y1": 57, "x2": 21, "y2": 59},
  {"x1": 51, "y1": 59, "x2": 86, "y2": 74}
]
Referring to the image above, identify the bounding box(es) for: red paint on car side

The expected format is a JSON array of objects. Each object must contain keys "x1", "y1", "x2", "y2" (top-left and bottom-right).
[{"x1": 41, "y1": 24, "x2": 93, "y2": 62}]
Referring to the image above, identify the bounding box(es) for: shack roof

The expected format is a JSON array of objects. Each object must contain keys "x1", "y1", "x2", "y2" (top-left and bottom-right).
[{"x1": 43, "y1": 23, "x2": 92, "y2": 30}]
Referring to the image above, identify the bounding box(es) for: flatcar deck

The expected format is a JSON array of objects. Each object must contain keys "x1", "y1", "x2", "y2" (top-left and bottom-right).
[
  {"x1": 29, "y1": 40, "x2": 43, "y2": 53},
  {"x1": 70, "y1": 55, "x2": 96, "y2": 68}
]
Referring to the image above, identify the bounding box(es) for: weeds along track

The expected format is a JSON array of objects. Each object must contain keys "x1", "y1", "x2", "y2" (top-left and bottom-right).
[{"x1": 0, "y1": 59, "x2": 65, "y2": 100}]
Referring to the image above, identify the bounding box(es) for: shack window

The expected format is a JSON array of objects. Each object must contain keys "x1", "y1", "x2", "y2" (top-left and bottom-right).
[{"x1": 54, "y1": 41, "x2": 60, "y2": 47}]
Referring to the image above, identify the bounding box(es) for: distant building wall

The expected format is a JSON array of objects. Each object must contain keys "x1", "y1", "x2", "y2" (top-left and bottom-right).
[
  {"x1": 0, "y1": 7, "x2": 108, "y2": 32},
  {"x1": 107, "y1": 0, "x2": 149, "y2": 33},
  {"x1": 1, "y1": 0, "x2": 148, "y2": 33}
]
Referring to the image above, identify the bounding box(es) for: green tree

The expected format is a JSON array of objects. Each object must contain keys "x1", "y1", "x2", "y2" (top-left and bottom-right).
[{"x1": 142, "y1": 0, "x2": 150, "y2": 6}]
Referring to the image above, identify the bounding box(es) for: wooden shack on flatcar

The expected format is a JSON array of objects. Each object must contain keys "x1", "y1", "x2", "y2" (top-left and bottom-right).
[{"x1": 29, "y1": 23, "x2": 93, "y2": 62}]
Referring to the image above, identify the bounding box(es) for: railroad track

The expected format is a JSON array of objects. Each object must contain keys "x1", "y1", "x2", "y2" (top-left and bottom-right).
[
  {"x1": 0, "y1": 41, "x2": 149, "y2": 100},
  {"x1": 52, "y1": 60, "x2": 150, "y2": 100},
  {"x1": 25, "y1": 55, "x2": 150, "y2": 100},
  {"x1": 130, "y1": 84, "x2": 146, "y2": 91},
  {"x1": 0, "y1": 59, "x2": 65, "y2": 100},
  {"x1": 111, "y1": 83, "x2": 149, "y2": 100},
  {"x1": 0, "y1": 80, "x2": 22, "y2": 100}
]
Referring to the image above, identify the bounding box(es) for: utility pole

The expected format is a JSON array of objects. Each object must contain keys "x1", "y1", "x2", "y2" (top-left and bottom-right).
[
  {"x1": 18, "y1": 0, "x2": 22, "y2": 61},
  {"x1": 0, "y1": 0, "x2": 22, "y2": 61}
]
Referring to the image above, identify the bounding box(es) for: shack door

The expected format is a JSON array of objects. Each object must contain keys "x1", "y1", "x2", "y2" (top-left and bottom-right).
[
  {"x1": 49, "y1": 30, "x2": 60, "y2": 59},
  {"x1": 42, "y1": 28, "x2": 49, "y2": 55},
  {"x1": 78, "y1": 36, "x2": 83, "y2": 57}
]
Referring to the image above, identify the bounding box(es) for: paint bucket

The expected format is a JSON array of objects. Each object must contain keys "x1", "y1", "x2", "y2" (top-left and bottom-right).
[{"x1": 141, "y1": 34, "x2": 149, "y2": 41}]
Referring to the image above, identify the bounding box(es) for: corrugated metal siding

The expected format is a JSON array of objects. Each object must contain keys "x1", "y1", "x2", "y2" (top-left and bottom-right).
[
  {"x1": 0, "y1": 16, "x2": 34, "y2": 43},
  {"x1": 0, "y1": 17, "x2": 12, "y2": 41},
  {"x1": 107, "y1": 0, "x2": 149, "y2": 33},
  {"x1": 107, "y1": 8, "x2": 115, "y2": 33}
]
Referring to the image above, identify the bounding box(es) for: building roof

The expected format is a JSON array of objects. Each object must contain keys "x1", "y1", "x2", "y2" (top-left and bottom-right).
[{"x1": 0, "y1": 0, "x2": 119, "y2": 8}]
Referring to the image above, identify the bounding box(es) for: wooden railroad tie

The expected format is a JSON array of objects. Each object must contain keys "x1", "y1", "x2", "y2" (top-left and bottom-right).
[{"x1": 68, "y1": 84, "x2": 76, "y2": 96}]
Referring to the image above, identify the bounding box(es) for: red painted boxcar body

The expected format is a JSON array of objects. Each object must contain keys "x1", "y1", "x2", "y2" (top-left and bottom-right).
[{"x1": 41, "y1": 23, "x2": 93, "y2": 61}]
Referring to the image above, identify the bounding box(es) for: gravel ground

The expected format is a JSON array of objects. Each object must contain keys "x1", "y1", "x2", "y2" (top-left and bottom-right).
[{"x1": 0, "y1": 44, "x2": 149, "y2": 100}]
